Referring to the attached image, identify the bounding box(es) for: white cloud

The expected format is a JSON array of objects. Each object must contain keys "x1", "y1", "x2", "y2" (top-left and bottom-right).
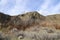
[
  {"x1": 52, "y1": 3, "x2": 60, "y2": 13},
  {"x1": 0, "y1": 0, "x2": 60, "y2": 16},
  {"x1": 0, "y1": 0, "x2": 8, "y2": 5},
  {"x1": 38, "y1": 0, "x2": 52, "y2": 15},
  {"x1": 0, "y1": 0, "x2": 8, "y2": 10},
  {"x1": 7, "y1": 0, "x2": 29, "y2": 15},
  {"x1": 41, "y1": 0, "x2": 51, "y2": 9},
  {"x1": 38, "y1": 0, "x2": 60, "y2": 15}
]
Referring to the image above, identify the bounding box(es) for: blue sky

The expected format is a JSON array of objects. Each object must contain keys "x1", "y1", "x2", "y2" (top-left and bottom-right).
[{"x1": 0, "y1": 0, "x2": 60, "y2": 16}]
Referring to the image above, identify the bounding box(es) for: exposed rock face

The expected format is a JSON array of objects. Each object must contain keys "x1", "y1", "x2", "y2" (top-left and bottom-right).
[
  {"x1": 8, "y1": 11, "x2": 46, "y2": 30},
  {"x1": 0, "y1": 12, "x2": 11, "y2": 29},
  {"x1": 0, "y1": 11, "x2": 60, "y2": 30},
  {"x1": 0, "y1": 11, "x2": 60, "y2": 40}
]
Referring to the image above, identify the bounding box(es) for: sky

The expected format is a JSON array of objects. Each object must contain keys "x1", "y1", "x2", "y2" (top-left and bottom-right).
[{"x1": 0, "y1": 0, "x2": 60, "y2": 16}]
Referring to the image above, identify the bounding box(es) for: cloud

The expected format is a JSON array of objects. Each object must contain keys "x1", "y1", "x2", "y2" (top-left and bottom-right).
[
  {"x1": 52, "y1": 3, "x2": 60, "y2": 13},
  {"x1": 6, "y1": 0, "x2": 29, "y2": 15},
  {"x1": 0, "y1": 0, "x2": 60, "y2": 15},
  {"x1": 0, "y1": 0, "x2": 8, "y2": 10},
  {"x1": 38, "y1": 0, "x2": 60, "y2": 15},
  {"x1": 24, "y1": 0, "x2": 44, "y2": 11},
  {"x1": 0, "y1": 0, "x2": 8, "y2": 6},
  {"x1": 0, "y1": 0, "x2": 16, "y2": 14}
]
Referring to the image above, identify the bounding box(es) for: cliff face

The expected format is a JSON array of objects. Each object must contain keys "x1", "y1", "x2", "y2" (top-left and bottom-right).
[{"x1": 0, "y1": 11, "x2": 60, "y2": 30}]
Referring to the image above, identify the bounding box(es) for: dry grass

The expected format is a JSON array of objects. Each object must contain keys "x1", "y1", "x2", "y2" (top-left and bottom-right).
[{"x1": 2, "y1": 26, "x2": 59, "y2": 40}]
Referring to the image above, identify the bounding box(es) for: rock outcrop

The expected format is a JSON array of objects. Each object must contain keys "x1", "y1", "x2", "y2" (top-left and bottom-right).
[
  {"x1": 0, "y1": 11, "x2": 60, "y2": 40},
  {"x1": 0, "y1": 12, "x2": 11, "y2": 29},
  {"x1": 8, "y1": 11, "x2": 46, "y2": 30},
  {"x1": 0, "y1": 11, "x2": 46, "y2": 30},
  {"x1": 0, "y1": 11, "x2": 60, "y2": 30}
]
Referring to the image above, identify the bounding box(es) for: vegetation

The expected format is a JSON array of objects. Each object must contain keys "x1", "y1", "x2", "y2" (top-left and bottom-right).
[{"x1": 0, "y1": 11, "x2": 60, "y2": 40}]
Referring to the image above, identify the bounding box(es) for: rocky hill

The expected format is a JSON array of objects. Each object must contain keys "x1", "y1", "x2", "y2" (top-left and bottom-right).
[
  {"x1": 0, "y1": 11, "x2": 60, "y2": 40},
  {"x1": 0, "y1": 11, "x2": 46, "y2": 30},
  {"x1": 0, "y1": 12, "x2": 11, "y2": 29},
  {"x1": 0, "y1": 11, "x2": 60, "y2": 30}
]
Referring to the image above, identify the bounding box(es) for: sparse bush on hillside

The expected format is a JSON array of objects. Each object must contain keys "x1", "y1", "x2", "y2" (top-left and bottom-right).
[
  {"x1": 3, "y1": 27, "x2": 59, "y2": 40},
  {"x1": 0, "y1": 11, "x2": 60, "y2": 40}
]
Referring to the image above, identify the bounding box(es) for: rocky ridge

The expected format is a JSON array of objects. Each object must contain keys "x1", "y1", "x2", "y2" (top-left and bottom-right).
[{"x1": 0, "y1": 11, "x2": 60, "y2": 40}]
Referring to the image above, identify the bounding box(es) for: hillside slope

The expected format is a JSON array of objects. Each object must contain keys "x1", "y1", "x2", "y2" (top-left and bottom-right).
[
  {"x1": 0, "y1": 11, "x2": 60, "y2": 40},
  {"x1": 0, "y1": 11, "x2": 60, "y2": 30}
]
